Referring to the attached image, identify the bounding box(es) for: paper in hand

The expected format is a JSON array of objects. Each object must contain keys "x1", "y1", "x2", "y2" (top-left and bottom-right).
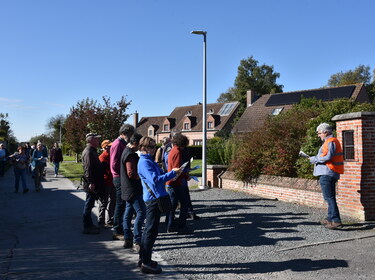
[
  {"x1": 189, "y1": 165, "x2": 200, "y2": 171},
  {"x1": 299, "y1": 151, "x2": 310, "y2": 158},
  {"x1": 190, "y1": 176, "x2": 199, "y2": 182}
]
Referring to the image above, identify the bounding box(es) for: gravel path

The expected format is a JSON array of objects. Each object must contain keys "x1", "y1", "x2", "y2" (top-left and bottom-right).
[{"x1": 154, "y1": 188, "x2": 375, "y2": 280}]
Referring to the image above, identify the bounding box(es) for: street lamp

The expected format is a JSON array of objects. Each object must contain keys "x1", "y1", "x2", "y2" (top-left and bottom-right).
[{"x1": 191, "y1": 30, "x2": 208, "y2": 189}]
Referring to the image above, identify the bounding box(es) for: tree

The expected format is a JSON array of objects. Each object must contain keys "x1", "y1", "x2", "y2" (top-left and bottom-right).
[
  {"x1": 46, "y1": 114, "x2": 66, "y2": 144},
  {"x1": 328, "y1": 65, "x2": 371, "y2": 87},
  {"x1": 64, "y1": 96, "x2": 131, "y2": 161},
  {"x1": 217, "y1": 56, "x2": 283, "y2": 121}
]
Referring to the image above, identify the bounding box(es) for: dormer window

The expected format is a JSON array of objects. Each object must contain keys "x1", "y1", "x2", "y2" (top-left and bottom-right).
[
  {"x1": 163, "y1": 124, "x2": 169, "y2": 132},
  {"x1": 183, "y1": 123, "x2": 190, "y2": 130},
  {"x1": 208, "y1": 121, "x2": 213, "y2": 129},
  {"x1": 148, "y1": 129, "x2": 153, "y2": 136}
]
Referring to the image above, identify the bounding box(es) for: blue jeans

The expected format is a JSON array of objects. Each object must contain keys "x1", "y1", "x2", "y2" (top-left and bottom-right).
[
  {"x1": 140, "y1": 199, "x2": 160, "y2": 265},
  {"x1": 123, "y1": 194, "x2": 146, "y2": 243},
  {"x1": 14, "y1": 168, "x2": 27, "y2": 191},
  {"x1": 113, "y1": 177, "x2": 125, "y2": 235},
  {"x1": 166, "y1": 185, "x2": 189, "y2": 230},
  {"x1": 83, "y1": 191, "x2": 96, "y2": 228},
  {"x1": 53, "y1": 162, "x2": 60, "y2": 175},
  {"x1": 319, "y1": 175, "x2": 341, "y2": 223}
]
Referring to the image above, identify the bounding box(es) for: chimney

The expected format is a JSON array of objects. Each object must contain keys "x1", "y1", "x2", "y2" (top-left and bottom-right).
[
  {"x1": 246, "y1": 90, "x2": 257, "y2": 107},
  {"x1": 133, "y1": 111, "x2": 139, "y2": 128}
]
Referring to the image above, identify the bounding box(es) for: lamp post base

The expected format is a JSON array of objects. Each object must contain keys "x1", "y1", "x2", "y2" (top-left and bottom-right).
[{"x1": 198, "y1": 185, "x2": 209, "y2": 190}]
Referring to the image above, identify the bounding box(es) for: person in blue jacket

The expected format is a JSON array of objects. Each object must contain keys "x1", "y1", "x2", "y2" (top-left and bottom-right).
[{"x1": 137, "y1": 136, "x2": 182, "y2": 274}]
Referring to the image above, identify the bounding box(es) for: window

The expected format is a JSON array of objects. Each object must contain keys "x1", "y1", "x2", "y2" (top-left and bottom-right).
[
  {"x1": 193, "y1": 140, "x2": 202, "y2": 146},
  {"x1": 218, "y1": 102, "x2": 236, "y2": 116},
  {"x1": 271, "y1": 108, "x2": 283, "y2": 115},
  {"x1": 208, "y1": 121, "x2": 213, "y2": 129},
  {"x1": 343, "y1": 130, "x2": 354, "y2": 160},
  {"x1": 148, "y1": 129, "x2": 153, "y2": 136},
  {"x1": 183, "y1": 123, "x2": 190, "y2": 130},
  {"x1": 163, "y1": 124, "x2": 169, "y2": 131}
]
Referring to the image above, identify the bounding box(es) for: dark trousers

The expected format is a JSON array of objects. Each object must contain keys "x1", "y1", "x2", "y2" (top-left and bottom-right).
[
  {"x1": 34, "y1": 165, "x2": 44, "y2": 190},
  {"x1": 113, "y1": 177, "x2": 126, "y2": 234},
  {"x1": 98, "y1": 185, "x2": 116, "y2": 224},
  {"x1": 319, "y1": 175, "x2": 341, "y2": 223},
  {"x1": 166, "y1": 185, "x2": 189, "y2": 230},
  {"x1": 140, "y1": 199, "x2": 161, "y2": 265},
  {"x1": 0, "y1": 161, "x2": 5, "y2": 177},
  {"x1": 83, "y1": 191, "x2": 96, "y2": 228}
]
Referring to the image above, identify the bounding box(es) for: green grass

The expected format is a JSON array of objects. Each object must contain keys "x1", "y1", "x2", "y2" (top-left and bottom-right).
[
  {"x1": 190, "y1": 159, "x2": 202, "y2": 177},
  {"x1": 59, "y1": 158, "x2": 203, "y2": 184},
  {"x1": 60, "y1": 161, "x2": 83, "y2": 182},
  {"x1": 63, "y1": 155, "x2": 77, "y2": 161}
]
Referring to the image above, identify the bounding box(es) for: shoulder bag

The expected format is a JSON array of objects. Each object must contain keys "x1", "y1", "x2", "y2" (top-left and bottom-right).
[{"x1": 143, "y1": 180, "x2": 172, "y2": 213}]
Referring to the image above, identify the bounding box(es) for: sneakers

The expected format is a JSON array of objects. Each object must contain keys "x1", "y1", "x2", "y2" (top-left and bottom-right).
[
  {"x1": 133, "y1": 243, "x2": 141, "y2": 253},
  {"x1": 137, "y1": 259, "x2": 158, "y2": 268},
  {"x1": 325, "y1": 222, "x2": 343, "y2": 230},
  {"x1": 123, "y1": 239, "x2": 133, "y2": 249},
  {"x1": 140, "y1": 263, "x2": 162, "y2": 274},
  {"x1": 54, "y1": 174, "x2": 57, "y2": 178},
  {"x1": 82, "y1": 225, "x2": 100, "y2": 234},
  {"x1": 112, "y1": 233, "x2": 124, "y2": 241}
]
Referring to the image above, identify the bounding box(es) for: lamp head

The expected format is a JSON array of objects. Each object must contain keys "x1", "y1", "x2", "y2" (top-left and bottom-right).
[{"x1": 191, "y1": 30, "x2": 207, "y2": 35}]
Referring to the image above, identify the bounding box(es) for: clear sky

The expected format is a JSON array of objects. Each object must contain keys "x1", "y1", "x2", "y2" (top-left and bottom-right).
[{"x1": 0, "y1": 0, "x2": 374, "y2": 142}]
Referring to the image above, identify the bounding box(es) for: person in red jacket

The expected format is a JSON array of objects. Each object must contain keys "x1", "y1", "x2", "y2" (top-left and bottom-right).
[
  {"x1": 166, "y1": 133, "x2": 193, "y2": 235},
  {"x1": 98, "y1": 140, "x2": 116, "y2": 228}
]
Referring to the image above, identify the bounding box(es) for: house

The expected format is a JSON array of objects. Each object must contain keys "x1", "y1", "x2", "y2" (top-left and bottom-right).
[
  {"x1": 135, "y1": 101, "x2": 240, "y2": 145},
  {"x1": 232, "y1": 83, "x2": 371, "y2": 133}
]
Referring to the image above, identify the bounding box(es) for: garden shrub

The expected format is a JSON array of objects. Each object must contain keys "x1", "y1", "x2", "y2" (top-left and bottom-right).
[
  {"x1": 230, "y1": 97, "x2": 375, "y2": 181},
  {"x1": 207, "y1": 136, "x2": 238, "y2": 165}
]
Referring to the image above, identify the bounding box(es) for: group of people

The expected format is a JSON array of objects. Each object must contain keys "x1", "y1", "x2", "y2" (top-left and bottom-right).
[
  {"x1": 82, "y1": 124, "x2": 201, "y2": 274},
  {"x1": 1, "y1": 141, "x2": 63, "y2": 193}
]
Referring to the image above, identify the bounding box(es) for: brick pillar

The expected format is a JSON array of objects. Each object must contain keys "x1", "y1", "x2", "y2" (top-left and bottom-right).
[
  {"x1": 207, "y1": 165, "x2": 228, "y2": 188},
  {"x1": 333, "y1": 112, "x2": 375, "y2": 220}
]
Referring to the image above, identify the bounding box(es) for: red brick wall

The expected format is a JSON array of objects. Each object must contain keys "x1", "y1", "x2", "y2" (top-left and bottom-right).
[
  {"x1": 335, "y1": 114, "x2": 375, "y2": 220},
  {"x1": 218, "y1": 112, "x2": 375, "y2": 221}
]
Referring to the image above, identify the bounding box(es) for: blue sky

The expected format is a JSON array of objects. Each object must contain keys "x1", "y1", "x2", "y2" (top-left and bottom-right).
[{"x1": 0, "y1": 0, "x2": 374, "y2": 142}]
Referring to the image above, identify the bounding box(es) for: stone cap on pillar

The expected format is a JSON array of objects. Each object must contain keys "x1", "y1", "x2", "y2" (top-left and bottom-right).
[{"x1": 332, "y1": 111, "x2": 375, "y2": 121}]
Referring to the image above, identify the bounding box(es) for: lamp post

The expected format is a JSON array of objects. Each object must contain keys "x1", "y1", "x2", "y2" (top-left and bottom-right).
[{"x1": 191, "y1": 30, "x2": 208, "y2": 189}]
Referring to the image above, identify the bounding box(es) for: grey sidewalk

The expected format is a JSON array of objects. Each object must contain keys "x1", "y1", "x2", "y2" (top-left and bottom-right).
[{"x1": 0, "y1": 165, "x2": 185, "y2": 280}]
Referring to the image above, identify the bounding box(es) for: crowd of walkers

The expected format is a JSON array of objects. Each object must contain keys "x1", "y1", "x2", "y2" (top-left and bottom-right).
[
  {"x1": 0, "y1": 141, "x2": 63, "y2": 193},
  {"x1": 81, "y1": 124, "x2": 200, "y2": 274}
]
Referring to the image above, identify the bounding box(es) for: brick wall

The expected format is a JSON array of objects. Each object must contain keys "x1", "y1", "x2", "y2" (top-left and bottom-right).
[
  {"x1": 217, "y1": 112, "x2": 375, "y2": 221},
  {"x1": 333, "y1": 112, "x2": 375, "y2": 220}
]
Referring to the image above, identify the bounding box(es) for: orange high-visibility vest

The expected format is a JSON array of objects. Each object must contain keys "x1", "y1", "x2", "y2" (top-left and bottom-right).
[{"x1": 320, "y1": 137, "x2": 344, "y2": 174}]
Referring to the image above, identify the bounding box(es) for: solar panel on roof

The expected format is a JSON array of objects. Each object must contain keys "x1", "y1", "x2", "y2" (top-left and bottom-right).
[
  {"x1": 265, "y1": 85, "x2": 356, "y2": 107},
  {"x1": 218, "y1": 102, "x2": 237, "y2": 115}
]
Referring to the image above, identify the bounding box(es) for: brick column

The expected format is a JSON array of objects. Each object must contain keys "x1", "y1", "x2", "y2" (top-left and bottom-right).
[
  {"x1": 207, "y1": 165, "x2": 227, "y2": 188},
  {"x1": 333, "y1": 112, "x2": 375, "y2": 220}
]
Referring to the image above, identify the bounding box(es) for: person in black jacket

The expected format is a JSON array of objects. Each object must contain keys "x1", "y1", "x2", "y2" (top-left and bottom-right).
[
  {"x1": 82, "y1": 133, "x2": 105, "y2": 234},
  {"x1": 120, "y1": 133, "x2": 145, "y2": 252}
]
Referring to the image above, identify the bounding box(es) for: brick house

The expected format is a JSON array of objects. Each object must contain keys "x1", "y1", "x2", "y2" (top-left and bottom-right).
[
  {"x1": 232, "y1": 84, "x2": 370, "y2": 133},
  {"x1": 135, "y1": 102, "x2": 240, "y2": 145}
]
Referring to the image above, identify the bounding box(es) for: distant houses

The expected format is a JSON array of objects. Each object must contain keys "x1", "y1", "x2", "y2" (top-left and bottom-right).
[
  {"x1": 232, "y1": 83, "x2": 370, "y2": 134},
  {"x1": 135, "y1": 101, "x2": 240, "y2": 145},
  {"x1": 134, "y1": 84, "x2": 370, "y2": 145}
]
